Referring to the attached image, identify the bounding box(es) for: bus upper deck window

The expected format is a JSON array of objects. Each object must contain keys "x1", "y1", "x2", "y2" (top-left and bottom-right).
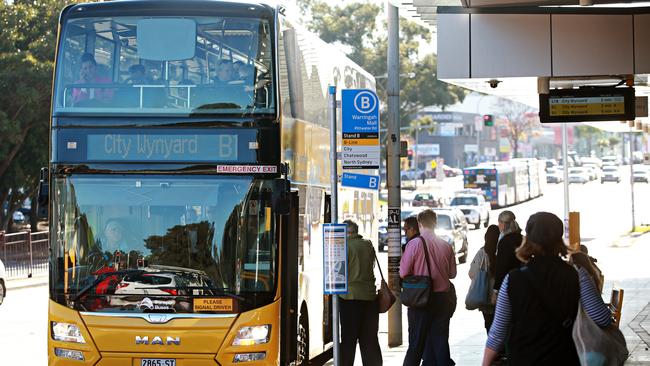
[{"x1": 137, "y1": 19, "x2": 197, "y2": 61}]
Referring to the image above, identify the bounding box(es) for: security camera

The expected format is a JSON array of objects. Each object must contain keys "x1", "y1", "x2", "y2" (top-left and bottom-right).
[{"x1": 487, "y1": 79, "x2": 502, "y2": 89}]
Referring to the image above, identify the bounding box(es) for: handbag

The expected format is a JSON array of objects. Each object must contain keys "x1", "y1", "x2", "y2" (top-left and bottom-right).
[
  {"x1": 373, "y1": 250, "x2": 396, "y2": 313},
  {"x1": 573, "y1": 304, "x2": 628, "y2": 366},
  {"x1": 400, "y1": 237, "x2": 434, "y2": 308},
  {"x1": 465, "y1": 250, "x2": 491, "y2": 310}
]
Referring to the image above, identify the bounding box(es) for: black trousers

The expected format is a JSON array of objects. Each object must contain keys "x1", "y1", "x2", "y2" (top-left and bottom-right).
[
  {"x1": 339, "y1": 298, "x2": 382, "y2": 366},
  {"x1": 403, "y1": 292, "x2": 455, "y2": 366}
]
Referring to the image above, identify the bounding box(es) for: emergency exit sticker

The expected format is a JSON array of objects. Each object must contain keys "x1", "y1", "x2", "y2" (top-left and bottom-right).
[{"x1": 193, "y1": 298, "x2": 234, "y2": 312}]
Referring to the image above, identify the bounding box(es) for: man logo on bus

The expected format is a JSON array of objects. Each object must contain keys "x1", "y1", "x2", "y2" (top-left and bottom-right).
[{"x1": 353, "y1": 91, "x2": 377, "y2": 114}]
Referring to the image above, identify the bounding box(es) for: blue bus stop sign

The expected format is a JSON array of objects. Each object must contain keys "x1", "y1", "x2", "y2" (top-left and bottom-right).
[
  {"x1": 341, "y1": 89, "x2": 380, "y2": 169},
  {"x1": 341, "y1": 172, "x2": 380, "y2": 190}
]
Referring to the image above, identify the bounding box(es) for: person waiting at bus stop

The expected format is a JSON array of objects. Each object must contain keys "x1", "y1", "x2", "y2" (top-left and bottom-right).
[
  {"x1": 400, "y1": 209, "x2": 457, "y2": 366},
  {"x1": 482, "y1": 212, "x2": 612, "y2": 365},
  {"x1": 339, "y1": 220, "x2": 382, "y2": 366},
  {"x1": 403, "y1": 216, "x2": 420, "y2": 252},
  {"x1": 494, "y1": 210, "x2": 523, "y2": 292}
]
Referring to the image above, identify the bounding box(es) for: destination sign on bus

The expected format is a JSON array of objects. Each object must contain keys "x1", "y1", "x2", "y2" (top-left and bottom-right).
[
  {"x1": 88, "y1": 134, "x2": 238, "y2": 161},
  {"x1": 56, "y1": 129, "x2": 260, "y2": 163},
  {"x1": 539, "y1": 87, "x2": 635, "y2": 123}
]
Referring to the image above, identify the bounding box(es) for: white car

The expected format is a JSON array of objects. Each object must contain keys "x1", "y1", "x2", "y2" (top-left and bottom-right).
[
  {"x1": 114, "y1": 272, "x2": 182, "y2": 296},
  {"x1": 633, "y1": 166, "x2": 650, "y2": 183},
  {"x1": 568, "y1": 167, "x2": 590, "y2": 184},
  {"x1": 0, "y1": 258, "x2": 6, "y2": 305},
  {"x1": 583, "y1": 164, "x2": 601, "y2": 180},
  {"x1": 601, "y1": 166, "x2": 621, "y2": 183},
  {"x1": 449, "y1": 194, "x2": 491, "y2": 229}
]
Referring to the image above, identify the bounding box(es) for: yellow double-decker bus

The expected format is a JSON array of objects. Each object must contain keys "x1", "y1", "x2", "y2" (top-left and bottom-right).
[{"x1": 43, "y1": 1, "x2": 376, "y2": 365}]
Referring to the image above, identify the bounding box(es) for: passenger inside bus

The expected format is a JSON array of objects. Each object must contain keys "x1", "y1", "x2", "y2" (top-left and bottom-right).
[
  {"x1": 125, "y1": 64, "x2": 148, "y2": 85},
  {"x1": 72, "y1": 53, "x2": 113, "y2": 106}
]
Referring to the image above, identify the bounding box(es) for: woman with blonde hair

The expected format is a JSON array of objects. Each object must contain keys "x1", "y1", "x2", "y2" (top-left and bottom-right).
[{"x1": 482, "y1": 212, "x2": 611, "y2": 366}]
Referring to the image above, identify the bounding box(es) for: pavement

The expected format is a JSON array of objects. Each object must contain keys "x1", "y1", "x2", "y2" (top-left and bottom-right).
[{"x1": 5, "y1": 273, "x2": 48, "y2": 291}]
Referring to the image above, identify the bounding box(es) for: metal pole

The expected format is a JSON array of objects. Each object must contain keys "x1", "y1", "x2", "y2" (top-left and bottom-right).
[
  {"x1": 387, "y1": 0, "x2": 403, "y2": 347},
  {"x1": 630, "y1": 129, "x2": 636, "y2": 232},
  {"x1": 328, "y1": 85, "x2": 340, "y2": 366},
  {"x1": 415, "y1": 127, "x2": 419, "y2": 188},
  {"x1": 562, "y1": 124, "x2": 570, "y2": 237}
]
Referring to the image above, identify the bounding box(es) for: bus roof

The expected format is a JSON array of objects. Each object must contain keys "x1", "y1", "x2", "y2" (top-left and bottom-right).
[{"x1": 63, "y1": 0, "x2": 276, "y2": 21}]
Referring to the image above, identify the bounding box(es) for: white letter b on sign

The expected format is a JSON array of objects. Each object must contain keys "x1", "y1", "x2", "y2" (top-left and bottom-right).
[
  {"x1": 369, "y1": 177, "x2": 378, "y2": 189},
  {"x1": 361, "y1": 96, "x2": 371, "y2": 110}
]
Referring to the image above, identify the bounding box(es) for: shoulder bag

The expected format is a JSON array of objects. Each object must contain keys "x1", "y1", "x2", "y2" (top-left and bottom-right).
[
  {"x1": 373, "y1": 250, "x2": 396, "y2": 313},
  {"x1": 573, "y1": 303, "x2": 628, "y2": 366},
  {"x1": 465, "y1": 249, "x2": 492, "y2": 310},
  {"x1": 400, "y1": 236, "x2": 434, "y2": 308},
  {"x1": 571, "y1": 264, "x2": 628, "y2": 366}
]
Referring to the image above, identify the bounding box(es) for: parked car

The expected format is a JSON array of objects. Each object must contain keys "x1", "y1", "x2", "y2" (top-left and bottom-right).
[
  {"x1": 633, "y1": 166, "x2": 650, "y2": 183},
  {"x1": 378, "y1": 222, "x2": 388, "y2": 252},
  {"x1": 601, "y1": 166, "x2": 621, "y2": 183},
  {"x1": 433, "y1": 208, "x2": 469, "y2": 264},
  {"x1": 449, "y1": 194, "x2": 491, "y2": 229},
  {"x1": 0, "y1": 258, "x2": 5, "y2": 305},
  {"x1": 568, "y1": 167, "x2": 590, "y2": 184},
  {"x1": 581, "y1": 157, "x2": 603, "y2": 168},
  {"x1": 545, "y1": 159, "x2": 558, "y2": 168},
  {"x1": 546, "y1": 167, "x2": 563, "y2": 183},
  {"x1": 601, "y1": 155, "x2": 619, "y2": 166},
  {"x1": 412, "y1": 193, "x2": 440, "y2": 207},
  {"x1": 583, "y1": 164, "x2": 601, "y2": 180}
]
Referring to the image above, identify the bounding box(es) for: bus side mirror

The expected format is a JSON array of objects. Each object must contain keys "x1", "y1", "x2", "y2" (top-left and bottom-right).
[
  {"x1": 36, "y1": 167, "x2": 49, "y2": 220},
  {"x1": 272, "y1": 179, "x2": 290, "y2": 215}
]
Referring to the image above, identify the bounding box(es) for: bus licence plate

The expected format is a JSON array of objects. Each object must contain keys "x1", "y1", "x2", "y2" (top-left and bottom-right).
[{"x1": 141, "y1": 359, "x2": 176, "y2": 366}]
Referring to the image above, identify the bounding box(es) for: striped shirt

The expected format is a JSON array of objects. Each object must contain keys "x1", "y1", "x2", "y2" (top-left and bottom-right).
[{"x1": 486, "y1": 267, "x2": 611, "y2": 351}]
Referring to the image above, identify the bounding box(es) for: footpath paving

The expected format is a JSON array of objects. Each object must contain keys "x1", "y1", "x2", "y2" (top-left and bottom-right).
[{"x1": 5, "y1": 273, "x2": 48, "y2": 291}]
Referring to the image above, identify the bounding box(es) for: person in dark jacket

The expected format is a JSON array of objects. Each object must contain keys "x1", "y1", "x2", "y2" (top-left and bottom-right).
[
  {"x1": 482, "y1": 212, "x2": 611, "y2": 366},
  {"x1": 493, "y1": 210, "x2": 523, "y2": 291},
  {"x1": 340, "y1": 220, "x2": 382, "y2": 366}
]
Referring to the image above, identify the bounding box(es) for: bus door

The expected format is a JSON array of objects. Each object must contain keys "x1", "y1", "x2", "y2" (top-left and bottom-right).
[{"x1": 279, "y1": 188, "x2": 299, "y2": 365}]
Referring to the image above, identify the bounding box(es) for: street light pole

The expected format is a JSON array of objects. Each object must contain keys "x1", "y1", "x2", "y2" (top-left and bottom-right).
[
  {"x1": 386, "y1": 0, "x2": 402, "y2": 347},
  {"x1": 629, "y1": 129, "x2": 636, "y2": 232},
  {"x1": 562, "y1": 124, "x2": 570, "y2": 237}
]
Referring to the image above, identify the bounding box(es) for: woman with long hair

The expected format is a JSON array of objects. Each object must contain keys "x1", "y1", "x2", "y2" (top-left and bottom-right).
[
  {"x1": 482, "y1": 212, "x2": 611, "y2": 366},
  {"x1": 469, "y1": 224, "x2": 500, "y2": 333}
]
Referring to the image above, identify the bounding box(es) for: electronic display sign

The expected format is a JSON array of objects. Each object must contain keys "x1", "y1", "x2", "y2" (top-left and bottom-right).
[{"x1": 539, "y1": 87, "x2": 635, "y2": 123}]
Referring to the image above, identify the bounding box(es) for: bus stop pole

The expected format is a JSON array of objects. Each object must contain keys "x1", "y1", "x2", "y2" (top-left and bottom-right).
[
  {"x1": 328, "y1": 85, "x2": 340, "y2": 366},
  {"x1": 562, "y1": 124, "x2": 570, "y2": 237},
  {"x1": 629, "y1": 129, "x2": 636, "y2": 232},
  {"x1": 387, "y1": 1, "x2": 403, "y2": 347}
]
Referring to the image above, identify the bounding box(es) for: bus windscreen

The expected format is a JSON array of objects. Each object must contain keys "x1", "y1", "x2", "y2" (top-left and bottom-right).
[
  {"x1": 50, "y1": 175, "x2": 277, "y2": 313},
  {"x1": 53, "y1": 16, "x2": 274, "y2": 116}
]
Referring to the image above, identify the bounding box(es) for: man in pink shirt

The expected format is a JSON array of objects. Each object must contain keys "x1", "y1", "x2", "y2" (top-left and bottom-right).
[{"x1": 400, "y1": 209, "x2": 457, "y2": 366}]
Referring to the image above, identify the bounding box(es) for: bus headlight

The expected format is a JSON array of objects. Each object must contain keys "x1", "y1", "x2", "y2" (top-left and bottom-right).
[
  {"x1": 54, "y1": 348, "x2": 85, "y2": 361},
  {"x1": 51, "y1": 322, "x2": 86, "y2": 344},
  {"x1": 232, "y1": 325, "x2": 271, "y2": 346}
]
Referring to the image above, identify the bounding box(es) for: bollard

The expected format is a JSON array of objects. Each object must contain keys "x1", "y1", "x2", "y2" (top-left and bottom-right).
[
  {"x1": 569, "y1": 212, "x2": 580, "y2": 251},
  {"x1": 26, "y1": 229, "x2": 33, "y2": 278}
]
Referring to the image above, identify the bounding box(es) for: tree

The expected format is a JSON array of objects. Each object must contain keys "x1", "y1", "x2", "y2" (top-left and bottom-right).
[
  {"x1": 296, "y1": 0, "x2": 465, "y2": 127},
  {"x1": 498, "y1": 99, "x2": 539, "y2": 158},
  {"x1": 574, "y1": 125, "x2": 603, "y2": 155},
  {"x1": 0, "y1": 0, "x2": 73, "y2": 231}
]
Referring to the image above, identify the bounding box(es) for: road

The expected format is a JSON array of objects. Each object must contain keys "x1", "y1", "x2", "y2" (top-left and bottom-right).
[{"x1": 2, "y1": 172, "x2": 650, "y2": 365}]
